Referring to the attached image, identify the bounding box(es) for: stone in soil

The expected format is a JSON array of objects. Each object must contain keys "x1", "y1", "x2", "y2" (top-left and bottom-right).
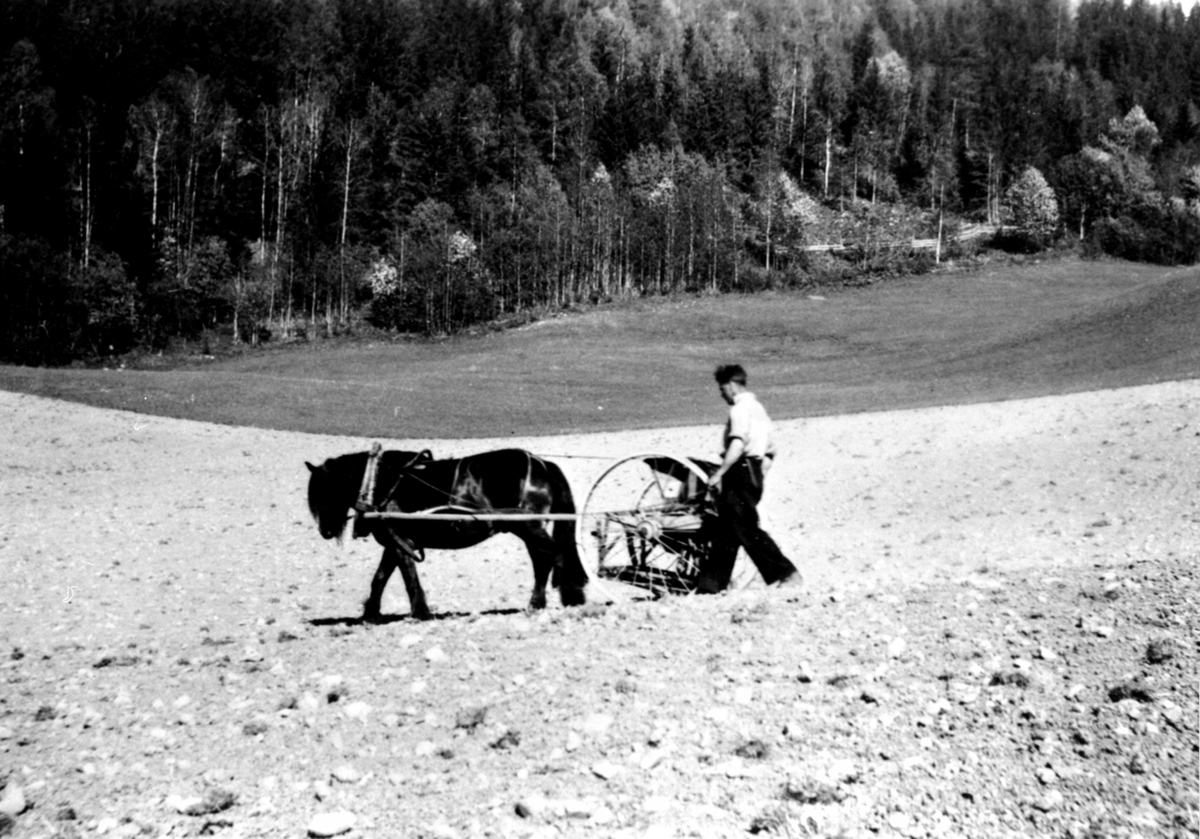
[
  {"x1": 307, "y1": 811, "x2": 357, "y2": 837},
  {"x1": 0, "y1": 786, "x2": 26, "y2": 817}
]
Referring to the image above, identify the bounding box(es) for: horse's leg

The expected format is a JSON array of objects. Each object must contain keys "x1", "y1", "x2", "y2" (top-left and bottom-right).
[
  {"x1": 552, "y1": 530, "x2": 588, "y2": 608},
  {"x1": 541, "y1": 522, "x2": 587, "y2": 607},
  {"x1": 388, "y1": 536, "x2": 432, "y2": 621},
  {"x1": 526, "y1": 545, "x2": 554, "y2": 612},
  {"x1": 555, "y1": 550, "x2": 588, "y2": 607},
  {"x1": 363, "y1": 547, "x2": 398, "y2": 623}
]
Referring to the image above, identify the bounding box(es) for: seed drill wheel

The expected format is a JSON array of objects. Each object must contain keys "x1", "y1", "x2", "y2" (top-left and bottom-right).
[{"x1": 577, "y1": 453, "x2": 719, "y2": 595}]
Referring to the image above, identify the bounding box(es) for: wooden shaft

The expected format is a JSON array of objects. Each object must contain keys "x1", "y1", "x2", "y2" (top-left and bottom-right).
[{"x1": 362, "y1": 511, "x2": 584, "y2": 522}]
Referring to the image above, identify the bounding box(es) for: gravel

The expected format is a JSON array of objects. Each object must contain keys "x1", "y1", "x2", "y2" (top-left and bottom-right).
[{"x1": 0, "y1": 382, "x2": 1196, "y2": 838}]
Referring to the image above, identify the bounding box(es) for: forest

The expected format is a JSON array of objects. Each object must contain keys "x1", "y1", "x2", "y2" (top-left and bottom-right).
[{"x1": 2, "y1": 0, "x2": 1199, "y2": 363}]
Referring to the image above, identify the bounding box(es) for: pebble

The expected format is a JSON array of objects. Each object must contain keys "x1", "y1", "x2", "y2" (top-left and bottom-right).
[
  {"x1": 1145, "y1": 637, "x2": 1176, "y2": 663},
  {"x1": 425, "y1": 647, "x2": 447, "y2": 663},
  {"x1": 639, "y1": 749, "x2": 667, "y2": 770},
  {"x1": 827, "y1": 758, "x2": 859, "y2": 784},
  {"x1": 455, "y1": 707, "x2": 487, "y2": 731},
  {"x1": 0, "y1": 785, "x2": 26, "y2": 816},
  {"x1": 946, "y1": 680, "x2": 977, "y2": 703},
  {"x1": 514, "y1": 794, "x2": 551, "y2": 818},
  {"x1": 331, "y1": 765, "x2": 362, "y2": 784},
  {"x1": 342, "y1": 702, "x2": 372, "y2": 722},
  {"x1": 1034, "y1": 790, "x2": 1064, "y2": 811},
  {"x1": 561, "y1": 799, "x2": 594, "y2": 819},
  {"x1": 711, "y1": 759, "x2": 755, "y2": 778},
  {"x1": 165, "y1": 794, "x2": 205, "y2": 814},
  {"x1": 307, "y1": 811, "x2": 357, "y2": 837},
  {"x1": 582, "y1": 713, "x2": 613, "y2": 735},
  {"x1": 319, "y1": 675, "x2": 347, "y2": 698},
  {"x1": 591, "y1": 761, "x2": 623, "y2": 780},
  {"x1": 591, "y1": 805, "x2": 615, "y2": 824},
  {"x1": 642, "y1": 796, "x2": 673, "y2": 813}
]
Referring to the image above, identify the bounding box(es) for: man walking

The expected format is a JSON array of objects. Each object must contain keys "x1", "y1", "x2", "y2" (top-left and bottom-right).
[{"x1": 696, "y1": 363, "x2": 800, "y2": 593}]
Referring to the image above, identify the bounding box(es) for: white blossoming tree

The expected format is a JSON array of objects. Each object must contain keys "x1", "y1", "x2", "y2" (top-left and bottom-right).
[{"x1": 1004, "y1": 166, "x2": 1060, "y2": 248}]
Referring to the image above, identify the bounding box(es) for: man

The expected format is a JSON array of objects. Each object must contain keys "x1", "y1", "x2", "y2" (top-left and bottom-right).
[{"x1": 696, "y1": 363, "x2": 801, "y2": 593}]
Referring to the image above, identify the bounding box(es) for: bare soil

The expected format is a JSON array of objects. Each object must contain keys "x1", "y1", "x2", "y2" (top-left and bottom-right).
[{"x1": 0, "y1": 381, "x2": 1197, "y2": 839}]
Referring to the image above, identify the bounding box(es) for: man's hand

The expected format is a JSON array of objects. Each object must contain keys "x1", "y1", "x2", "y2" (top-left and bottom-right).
[{"x1": 710, "y1": 439, "x2": 745, "y2": 493}]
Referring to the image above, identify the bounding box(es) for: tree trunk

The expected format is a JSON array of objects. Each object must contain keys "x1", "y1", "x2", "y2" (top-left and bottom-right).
[
  {"x1": 936, "y1": 183, "x2": 945, "y2": 264},
  {"x1": 339, "y1": 120, "x2": 357, "y2": 325},
  {"x1": 823, "y1": 126, "x2": 832, "y2": 199}
]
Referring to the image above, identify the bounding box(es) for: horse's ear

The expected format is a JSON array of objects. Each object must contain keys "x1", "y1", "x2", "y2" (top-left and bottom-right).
[{"x1": 305, "y1": 461, "x2": 317, "y2": 473}]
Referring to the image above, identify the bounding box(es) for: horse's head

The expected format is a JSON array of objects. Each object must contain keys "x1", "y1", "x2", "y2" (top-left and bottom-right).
[
  {"x1": 305, "y1": 455, "x2": 358, "y2": 541},
  {"x1": 306, "y1": 449, "x2": 436, "y2": 542}
]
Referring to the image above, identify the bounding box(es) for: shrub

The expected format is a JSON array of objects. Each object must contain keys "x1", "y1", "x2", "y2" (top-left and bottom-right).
[
  {"x1": 1004, "y1": 167, "x2": 1060, "y2": 248},
  {"x1": 0, "y1": 234, "x2": 77, "y2": 363},
  {"x1": 72, "y1": 248, "x2": 139, "y2": 355},
  {"x1": 1088, "y1": 199, "x2": 1200, "y2": 265}
]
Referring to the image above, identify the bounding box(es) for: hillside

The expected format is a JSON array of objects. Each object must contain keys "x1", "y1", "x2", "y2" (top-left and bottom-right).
[{"x1": 0, "y1": 258, "x2": 1195, "y2": 439}]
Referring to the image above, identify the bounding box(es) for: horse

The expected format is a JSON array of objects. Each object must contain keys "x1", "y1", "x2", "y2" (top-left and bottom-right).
[{"x1": 305, "y1": 447, "x2": 588, "y2": 621}]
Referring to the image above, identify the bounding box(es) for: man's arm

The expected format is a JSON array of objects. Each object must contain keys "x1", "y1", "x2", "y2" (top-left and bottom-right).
[
  {"x1": 762, "y1": 434, "x2": 776, "y2": 476},
  {"x1": 709, "y1": 436, "x2": 745, "y2": 488}
]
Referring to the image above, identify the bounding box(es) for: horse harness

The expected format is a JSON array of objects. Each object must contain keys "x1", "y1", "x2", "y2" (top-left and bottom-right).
[
  {"x1": 353, "y1": 442, "x2": 433, "y2": 563},
  {"x1": 353, "y1": 446, "x2": 554, "y2": 564}
]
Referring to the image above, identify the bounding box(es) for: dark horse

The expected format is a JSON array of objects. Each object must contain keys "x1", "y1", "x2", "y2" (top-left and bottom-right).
[{"x1": 305, "y1": 447, "x2": 588, "y2": 621}]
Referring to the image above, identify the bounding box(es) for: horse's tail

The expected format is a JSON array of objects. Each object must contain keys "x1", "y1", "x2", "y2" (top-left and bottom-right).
[{"x1": 543, "y1": 458, "x2": 588, "y2": 602}]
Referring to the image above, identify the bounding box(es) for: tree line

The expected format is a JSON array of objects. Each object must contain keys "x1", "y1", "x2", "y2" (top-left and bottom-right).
[{"x1": 2, "y1": 0, "x2": 1198, "y2": 362}]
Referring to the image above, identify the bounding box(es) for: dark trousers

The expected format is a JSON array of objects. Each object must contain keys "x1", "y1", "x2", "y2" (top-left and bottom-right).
[{"x1": 696, "y1": 457, "x2": 797, "y2": 592}]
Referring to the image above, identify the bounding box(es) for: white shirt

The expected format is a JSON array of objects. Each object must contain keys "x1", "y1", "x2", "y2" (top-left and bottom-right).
[{"x1": 723, "y1": 391, "x2": 775, "y2": 459}]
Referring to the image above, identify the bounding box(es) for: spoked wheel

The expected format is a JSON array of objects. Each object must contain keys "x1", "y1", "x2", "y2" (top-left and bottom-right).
[{"x1": 577, "y1": 454, "x2": 718, "y2": 595}]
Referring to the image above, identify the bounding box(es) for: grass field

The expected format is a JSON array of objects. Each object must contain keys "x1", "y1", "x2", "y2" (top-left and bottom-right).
[{"x1": 1, "y1": 255, "x2": 1196, "y2": 439}]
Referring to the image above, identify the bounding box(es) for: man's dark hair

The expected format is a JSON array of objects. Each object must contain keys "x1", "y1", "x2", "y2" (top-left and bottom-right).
[{"x1": 714, "y1": 364, "x2": 747, "y2": 386}]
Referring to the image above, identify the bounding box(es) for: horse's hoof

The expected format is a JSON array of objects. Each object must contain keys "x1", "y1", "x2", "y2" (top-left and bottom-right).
[
  {"x1": 560, "y1": 586, "x2": 587, "y2": 607},
  {"x1": 412, "y1": 609, "x2": 434, "y2": 621},
  {"x1": 362, "y1": 611, "x2": 383, "y2": 624}
]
